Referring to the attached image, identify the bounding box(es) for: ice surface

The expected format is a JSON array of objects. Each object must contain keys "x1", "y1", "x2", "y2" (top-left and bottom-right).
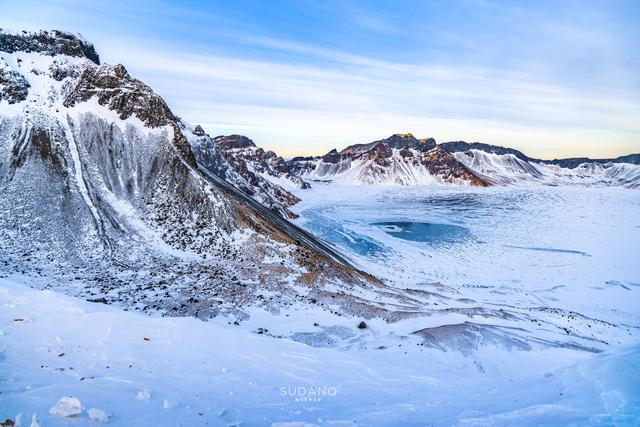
[
  {"x1": 1, "y1": 181, "x2": 639, "y2": 423},
  {"x1": 374, "y1": 221, "x2": 471, "y2": 244},
  {"x1": 292, "y1": 185, "x2": 640, "y2": 329}
]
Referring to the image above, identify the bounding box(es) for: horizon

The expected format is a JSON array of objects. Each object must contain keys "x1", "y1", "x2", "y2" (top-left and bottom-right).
[{"x1": 1, "y1": 0, "x2": 639, "y2": 159}]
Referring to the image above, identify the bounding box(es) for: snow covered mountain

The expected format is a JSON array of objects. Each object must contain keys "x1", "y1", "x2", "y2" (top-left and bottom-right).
[
  {"x1": 182, "y1": 122, "x2": 310, "y2": 218},
  {"x1": 288, "y1": 133, "x2": 488, "y2": 186},
  {"x1": 442, "y1": 141, "x2": 640, "y2": 188},
  {"x1": 277, "y1": 133, "x2": 640, "y2": 188},
  {"x1": 0, "y1": 29, "x2": 383, "y2": 318}
]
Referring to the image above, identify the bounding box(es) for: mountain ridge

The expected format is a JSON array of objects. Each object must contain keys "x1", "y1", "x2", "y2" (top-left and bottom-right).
[
  {"x1": 439, "y1": 140, "x2": 640, "y2": 168},
  {"x1": 286, "y1": 133, "x2": 488, "y2": 186},
  {"x1": 205, "y1": 131, "x2": 640, "y2": 189},
  {"x1": 0, "y1": 29, "x2": 397, "y2": 321}
]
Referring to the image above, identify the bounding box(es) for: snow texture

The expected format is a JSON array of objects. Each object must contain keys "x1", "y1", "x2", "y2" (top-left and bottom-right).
[{"x1": 1, "y1": 278, "x2": 639, "y2": 425}]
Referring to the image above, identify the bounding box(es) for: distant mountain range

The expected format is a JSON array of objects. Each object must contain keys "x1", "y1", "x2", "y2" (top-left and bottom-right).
[
  {"x1": 441, "y1": 140, "x2": 640, "y2": 169},
  {"x1": 189, "y1": 131, "x2": 639, "y2": 204},
  {"x1": 442, "y1": 141, "x2": 640, "y2": 187}
]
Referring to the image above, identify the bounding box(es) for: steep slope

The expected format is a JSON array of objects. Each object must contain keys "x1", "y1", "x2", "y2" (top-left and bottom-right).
[
  {"x1": 448, "y1": 149, "x2": 547, "y2": 185},
  {"x1": 183, "y1": 122, "x2": 309, "y2": 218},
  {"x1": 443, "y1": 141, "x2": 640, "y2": 188},
  {"x1": 288, "y1": 133, "x2": 488, "y2": 186},
  {"x1": 0, "y1": 30, "x2": 387, "y2": 319}
]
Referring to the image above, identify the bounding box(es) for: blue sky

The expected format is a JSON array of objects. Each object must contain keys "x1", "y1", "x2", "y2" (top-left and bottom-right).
[{"x1": 1, "y1": 0, "x2": 639, "y2": 158}]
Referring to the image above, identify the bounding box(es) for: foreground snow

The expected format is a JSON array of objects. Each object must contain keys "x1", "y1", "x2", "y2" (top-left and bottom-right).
[{"x1": 1, "y1": 277, "x2": 639, "y2": 426}]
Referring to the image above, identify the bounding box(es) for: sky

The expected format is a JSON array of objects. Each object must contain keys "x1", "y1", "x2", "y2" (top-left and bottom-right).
[{"x1": 1, "y1": 0, "x2": 639, "y2": 159}]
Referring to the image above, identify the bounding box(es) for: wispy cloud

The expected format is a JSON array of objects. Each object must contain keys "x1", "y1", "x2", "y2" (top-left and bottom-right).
[
  {"x1": 1, "y1": 0, "x2": 638, "y2": 158},
  {"x1": 112, "y1": 38, "x2": 639, "y2": 157}
]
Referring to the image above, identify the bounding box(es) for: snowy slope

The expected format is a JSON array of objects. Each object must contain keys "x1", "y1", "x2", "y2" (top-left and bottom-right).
[
  {"x1": 451, "y1": 149, "x2": 546, "y2": 184},
  {"x1": 183, "y1": 122, "x2": 310, "y2": 218},
  {"x1": 2, "y1": 276, "x2": 639, "y2": 426},
  {"x1": 452, "y1": 148, "x2": 640, "y2": 188}
]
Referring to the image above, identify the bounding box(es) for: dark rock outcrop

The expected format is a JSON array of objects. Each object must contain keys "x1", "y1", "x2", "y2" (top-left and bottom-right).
[
  {"x1": 0, "y1": 30, "x2": 99, "y2": 64},
  {"x1": 0, "y1": 66, "x2": 30, "y2": 103},
  {"x1": 64, "y1": 63, "x2": 196, "y2": 166}
]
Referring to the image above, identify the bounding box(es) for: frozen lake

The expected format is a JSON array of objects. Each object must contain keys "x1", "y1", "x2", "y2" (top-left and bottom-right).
[{"x1": 293, "y1": 185, "x2": 640, "y2": 327}]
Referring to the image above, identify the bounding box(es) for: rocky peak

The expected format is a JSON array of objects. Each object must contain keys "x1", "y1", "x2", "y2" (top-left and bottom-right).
[
  {"x1": 184, "y1": 124, "x2": 311, "y2": 218},
  {"x1": 63, "y1": 63, "x2": 196, "y2": 165},
  {"x1": 380, "y1": 133, "x2": 436, "y2": 151},
  {"x1": 440, "y1": 141, "x2": 531, "y2": 162},
  {"x1": 0, "y1": 29, "x2": 100, "y2": 64},
  {"x1": 339, "y1": 132, "x2": 436, "y2": 157},
  {"x1": 321, "y1": 149, "x2": 342, "y2": 164},
  {"x1": 384, "y1": 133, "x2": 418, "y2": 144},
  {"x1": 213, "y1": 134, "x2": 256, "y2": 150},
  {"x1": 192, "y1": 125, "x2": 207, "y2": 137},
  {"x1": 64, "y1": 64, "x2": 171, "y2": 126}
]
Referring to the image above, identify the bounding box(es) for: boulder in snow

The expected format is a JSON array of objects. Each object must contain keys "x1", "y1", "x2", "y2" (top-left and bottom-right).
[
  {"x1": 49, "y1": 396, "x2": 82, "y2": 417},
  {"x1": 87, "y1": 408, "x2": 109, "y2": 423}
]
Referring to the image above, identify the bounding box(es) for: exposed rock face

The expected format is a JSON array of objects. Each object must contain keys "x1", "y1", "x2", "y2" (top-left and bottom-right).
[
  {"x1": 321, "y1": 149, "x2": 341, "y2": 164},
  {"x1": 0, "y1": 29, "x2": 100, "y2": 64},
  {"x1": 288, "y1": 134, "x2": 488, "y2": 186},
  {"x1": 185, "y1": 123, "x2": 310, "y2": 218},
  {"x1": 0, "y1": 29, "x2": 380, "y2": 319},
  {"x1": 420, "y1": 146, "x2": 487, "y2": 185},
  {"x1": 0, "y1": 64, "x2": 30, "y2": 104},
  {"x1": 214, "y1": 134, "x2": 255, "y2": 150},
  {"x1": 342, "y1": 133, "x2": 436, "y2": 155},
  {"x1": 64, "y1": 63, "x2": 196, "y2": 165}
]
